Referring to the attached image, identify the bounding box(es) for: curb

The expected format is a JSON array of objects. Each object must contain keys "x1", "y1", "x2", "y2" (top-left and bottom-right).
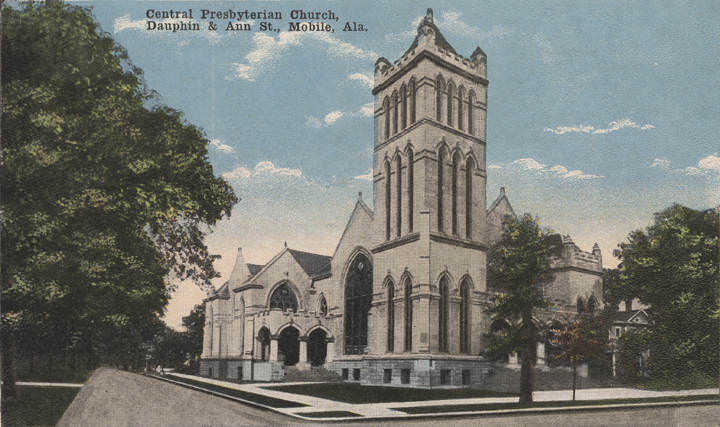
[{"x1": 148, "y1": 375, "x2": 719, "y2": 423}]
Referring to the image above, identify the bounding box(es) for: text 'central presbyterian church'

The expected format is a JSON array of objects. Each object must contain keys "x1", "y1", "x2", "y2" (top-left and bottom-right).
[{"x1": 200, "y1": 9, "x2": 604, "y2": 389}]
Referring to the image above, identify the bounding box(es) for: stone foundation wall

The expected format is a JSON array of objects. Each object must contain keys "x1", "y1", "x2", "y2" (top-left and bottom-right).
[{"x1": 199, "y1": 359, "x2": 284, "y2": 382}]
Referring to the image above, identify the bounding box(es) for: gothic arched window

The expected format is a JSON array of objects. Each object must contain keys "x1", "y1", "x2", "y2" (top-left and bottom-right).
[
  {"x1": 385, "y1": 160, "x2": 392, "y2": 240},
  {"x1": 383, "y1": 97, "x2": 390, "y2": 140},
  {"x1": 436, "y1": 75, "x2": 445, "y2": 122},
  {"x1": 270, "y1": 283, "x2": 298, "y2": 312},
  {"x1": 396, "y1": 155, "x2": 402, "y2": 237},
  {"x1": 409, "y1": 78, "x2": 417, "y2": 123},
  {"x1": 439, "y1": 276, "x2": 449, "y2": 352},
  {"x1": 392, "y1": 91, "x2": 399, "y2": 135},
  {"x1": 468, "y1": 90, "x2": 475, "y2": 135},
  {"x1": 404, "y1": 277, "x2": 413, "y2": 352},
  {"x1": 457, "y1": 86, "x2": 465, "y2": 131},
  {"x1": 447, "y1": 82, "x2": 454, "y2": 127},
  {"x1": 437, "y1": 146, "x2": 446, "y2": 232},
  {"x1": 344, "y1": 253, "x2": 373, "y2": 355},
  {"x1": 452, "y1": 152, "x2": 461, "y2": 235},
  {"x1": 401, "y1": 84, "x2": 407, "y2": 130},
  {"x1": 466, "y1": 157, "x2": 475, "y2": 239},
  {"x1": 406, "y1": 148, "x2": 414, "y2": 233},
  {"x1": 387, "y1": 281, "x2": 395, "y2": 352},
  {"x1": 460, "y1": 279, "x2": 471, "y2": 353}
]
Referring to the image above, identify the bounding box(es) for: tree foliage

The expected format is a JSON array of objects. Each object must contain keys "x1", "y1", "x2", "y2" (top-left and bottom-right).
[
  {"x1": 486, "y1": 213, "x2": 555, "y2": 403},
  {"x1": 612, "y1": 204, "x2": 719, "y2": 379},
  {"x1": 1, "y1": 2, "x2": 237, "y2": 398},
  {"x1": 181, "y1": 304, "x2": 206, "y2": 361}
]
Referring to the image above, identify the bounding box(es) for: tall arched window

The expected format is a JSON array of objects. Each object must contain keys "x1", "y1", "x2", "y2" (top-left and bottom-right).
[
  {"x1": 387, "y1": 281, "x2": 395, "y2": 352},
  {"x1": 460, "y1": 279, "x2": 471, "y2": 353},
  {"x1": 396, "y1": 155, "x2": 402, "y2": 237},
  {"x1": 270, "y1": 283, "x2": 299, "y2": 312},
  {"x1": 345, "y1": 253, "x2": 373, "y2": 355},
  {"x1": 457, "y1": 86, "x2": 465, "y2": 130},
  {"x1": 401, "y1": 84, "x2": 407, "y2": 130},
  {"x1": 406, "y1": 148, "x2": 414, "y2": 233},
  {"x1": 392, "y1": 91, "x2": 399, "y2": 135},
  {"x1": 468, "y1": 90, "x2": 475, "y2": 135},
  {"x1": 437, "y1": 146, "x2": 446, "y2": 232},
  {"x1": 409, "y1": 78, "x2": 416, "y2": 123},
  {"x1": 447, "y1": 82, "x2": 454, "y2": 127},
  {"x1": 385, "y1": 160, "x2": 391, "y2": 240},
  {"x1": 439, "y1": 276, "x2": 449, "y2": 352},
  {"x1": 466, "y1": 157, "x2": 475, "y2": 239},
  {"x1": 436, "y1": 75, "x2": 444, "y2": 122},
  {"x1": 383, "y1": 97, "x2": 390, "y2": 140},
  {"x1": 404, "y1": 278, "x2": 413, "y2": 352},
  {"x1": 452, "y1": 152, "x2": 461, "y2": 235}
]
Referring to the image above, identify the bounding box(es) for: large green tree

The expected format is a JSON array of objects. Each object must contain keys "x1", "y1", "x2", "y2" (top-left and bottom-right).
[
  {"x1": 1, "y1": 2, "x2": 237, "y2": 399},
  {"x1": 487, "y1": 213, "x2": 555, "y2": 404},
  {"x1": 182, "y1": 304, "x2": 206, "y2": 362},
  {"x1": 613, "y1": 204, "x2": 719, "y2": 380}
]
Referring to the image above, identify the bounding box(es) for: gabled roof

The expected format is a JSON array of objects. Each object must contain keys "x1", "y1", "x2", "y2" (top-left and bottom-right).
[
  {"x1": 288, "y1": 248, "x2": 332, "y2": 277},
  {"x1": 487, "y1": 187, "x2": 515, "y2": 216},
  {"x1": 331, "y1": 196, "x2": 374, "y2": 261},
  {"x1": 614, "y1": 309, "x2": 649, "y2": 323}
]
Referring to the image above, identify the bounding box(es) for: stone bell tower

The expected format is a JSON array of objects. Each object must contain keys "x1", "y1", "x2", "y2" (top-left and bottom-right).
[{"x1": 369, "y1": 7, "x2": 491, "y2": 373}]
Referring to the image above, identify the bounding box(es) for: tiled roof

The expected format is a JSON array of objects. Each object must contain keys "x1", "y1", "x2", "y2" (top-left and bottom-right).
[{"x1": 288, "y1": 248, "x2": 332, "y2": 277}]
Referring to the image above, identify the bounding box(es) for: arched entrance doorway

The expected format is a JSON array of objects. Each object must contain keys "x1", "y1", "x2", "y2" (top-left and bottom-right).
[
  {"x1": 278, "y1": 326, "x2": 300, "y2": 365},
  {"x1": 307, "y1": 329, "x2": 328, "y2": 366},
  {"x1": 257, "y1": 327, "x2": 271, "y2": 361}
]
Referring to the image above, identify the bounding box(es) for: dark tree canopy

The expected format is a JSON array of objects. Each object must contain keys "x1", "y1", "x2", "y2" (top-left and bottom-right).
[
  {"x1": 1, "y1": 2, "x2": 237, "y2": 398},
  {"x1": 612, "y1": 204, "x2": 719, "y2": 379}
]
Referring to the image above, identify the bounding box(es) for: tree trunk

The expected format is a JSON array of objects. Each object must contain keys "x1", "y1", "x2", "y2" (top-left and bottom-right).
[
  {"x1": 519, "y1": 319, "x2": 536, "y2": 404},
  {"x1": 2, "y1": 331, "x2": 19, "y2": 402},
  {"x1": 572, "y1": 359, "x2": 577, "y2": 401}
]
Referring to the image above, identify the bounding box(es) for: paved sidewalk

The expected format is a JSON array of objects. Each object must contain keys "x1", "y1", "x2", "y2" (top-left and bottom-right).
[
  {"x1": 166, "y1": 372, "x2": 719, "y2": 419},
  {"x1": 16, "y1": 381, "x2": 84, "y2": 388}
]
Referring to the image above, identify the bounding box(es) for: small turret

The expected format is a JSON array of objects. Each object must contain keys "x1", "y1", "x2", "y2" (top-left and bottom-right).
[
  {"x1": 592, "y1": 242, "x2": 602, "y2": 265},
  {"x1": 228, "y1": 247, "x2": 252, "y2": 288}
]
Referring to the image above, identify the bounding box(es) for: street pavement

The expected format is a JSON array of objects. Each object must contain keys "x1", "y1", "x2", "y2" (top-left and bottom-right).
[{"x1": 58, "y1": 368, "x2": 719, "y2": 426}]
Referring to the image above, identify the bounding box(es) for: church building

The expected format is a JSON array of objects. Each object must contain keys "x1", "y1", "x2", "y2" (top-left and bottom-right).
[{"x1": 199, "y1": 9, "x2": 604, "y2": 388}]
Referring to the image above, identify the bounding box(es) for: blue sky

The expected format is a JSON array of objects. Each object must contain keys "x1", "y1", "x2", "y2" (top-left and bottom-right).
[{"x1": 64, "y1": 0, "x2": 719, "y2": 328}]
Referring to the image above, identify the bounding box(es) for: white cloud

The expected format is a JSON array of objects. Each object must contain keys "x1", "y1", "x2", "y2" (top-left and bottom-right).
[
  {"x1": 652, "y1": 153, "x2": 720, "y2": 177},
  {"x1": 532, "y1": 33, "x2": 555, "y2": 64},
  {"x1": 511, "y1": 158, "x2": 604, "y2": 181},
  {"x1": 307, "y1": 103, "x2": 374, "y2": 128},
  {"x1": 544, "y1": 119, "x2": 655, "y2": 135},
  {"x1": 384, "y1": 15, "x2": 424, "y2": 43},
  {"x1": 441, "y1": 11, "x2": 509, "y2": 41},
  {"x1": 323, "y1": 111, "x2": 344, "y2": 125},
  {"x1": 650, "y1": 158, "x2": 671, "y2": 169},
  {"x1": 230, "y1": 31, "x2": 378, "y2": 82},
  {"x1": 698, "y1": 153, "x2": 720, "y2": 173},
  {"x1": 253, "y1": 161, "x2": 302, "y2": 177},
  {"x1": 487, "y1": 164, "x2": 503, "y2": 169},
  {"x1": 114, "y1": 14, "x2": 145, "y2": 32},
  {"x1": 354, "y1": 170, "x2": 373, "y2": 181},
  {"x1": 348, "y1": 72, "x2": 374, "y2": 89},
  {"x1": 209, "y1": 139, "x2": 234, "y2": 154},
  {"x1": 222, "y1": 161, "x2": 302, "y2": 181},
  {"x1": 513, "y1": 158, "x2": 545, "y2": 170}
]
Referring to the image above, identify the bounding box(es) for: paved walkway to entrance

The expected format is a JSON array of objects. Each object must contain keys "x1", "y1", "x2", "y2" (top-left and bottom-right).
[
  {"x1": 166, "y1": 372, "x2": 719, "y2": 419},
  {"x1": 15, "y1": 381, "x2": 84, "y2": 388}
]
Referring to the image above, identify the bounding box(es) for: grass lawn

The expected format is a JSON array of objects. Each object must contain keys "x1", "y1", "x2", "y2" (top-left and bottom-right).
[
  {"x1": 621, "y1": 374, "x2": 719, "y2": 391},
  {"x1": 2, "y1": 385, "x2": 80, "y2": 426},
  {"x1": 160, "y1": 374, "x2": 306, "y2": 408},
  {"x1": 298, "y1": 411, "x2": 362, "y2": 418},
  {"x1": 394, "y1": 394, "x2": 720, "y2": 414},
  {"x1": 264, "y1": 383, "x2": 517, "y2": 404}
]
